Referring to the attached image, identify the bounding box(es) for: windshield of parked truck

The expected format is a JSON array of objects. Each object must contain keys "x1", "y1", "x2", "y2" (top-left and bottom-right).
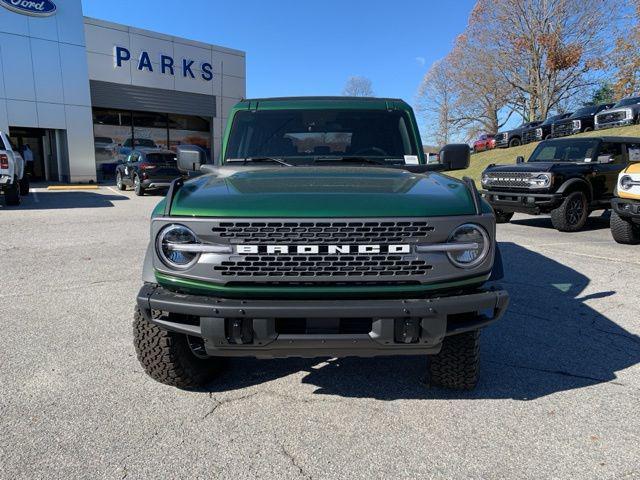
[
  {"x1": 569, "y1": 106, "x2": 596, "y2": 118},
  {"x1": 225, "y1": 109, "x2": 418, "y2": 163},
  {"x1": 541, "y1": 114, "x2": 568, "y2": 126},
  {"x1": 528, "y1": 139, "x2": 599, "y2": 163},
  {"x1": 614, "y1": 97, "x2": 640, "y2": 108}
]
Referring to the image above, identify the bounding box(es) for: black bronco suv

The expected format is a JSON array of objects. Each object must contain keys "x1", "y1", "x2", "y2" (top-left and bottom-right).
[
  {"x1": 481, "y1": 136, "x2": 638, "y2": 231},
  {"x1": 551, "y1": 103, "x2": 615, "y2": 138},
  {"x1": 494, "y1": 120, "x2": 543, "y2": 148}
]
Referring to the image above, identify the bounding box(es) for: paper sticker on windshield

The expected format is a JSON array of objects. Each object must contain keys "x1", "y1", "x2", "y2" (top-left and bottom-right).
[
  {"x1": 404, "y1": 155, "x2": 420, "y2": 165},
  {"x1": 629, "y1": 146, "x2": 640, "y2": 162}
]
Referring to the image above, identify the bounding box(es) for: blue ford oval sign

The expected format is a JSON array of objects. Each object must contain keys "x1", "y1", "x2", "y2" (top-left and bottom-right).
[{"x1": 1, "y1": 0, "x2": 57, "y2": 17}]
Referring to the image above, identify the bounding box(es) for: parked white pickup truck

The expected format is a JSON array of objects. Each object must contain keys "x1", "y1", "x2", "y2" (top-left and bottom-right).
[{"x1": 0, "y1": 131, "x2": 29, "y2": 205}]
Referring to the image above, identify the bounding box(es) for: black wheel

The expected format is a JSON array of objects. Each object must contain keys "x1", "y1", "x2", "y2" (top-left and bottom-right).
[
  {"x1": 429, "y1": 330, "x2": 480, "y2": 390},
  {"x1": 116, "y1": 171, "x2": 126, "y2": 191},
  {"x1": 550, "y1": 191, "x2": 589, "y2": 232},
  {"x1": 583, "y1": 127, "x2": 593, "y2": 133},
  {"x1": 508, "y1": 137, "x2": 521, "y2": 148},
  {"x1": 495, "y1": 210, "x2": 514, "y2": 224},
  {"x1": 19, "y1": 175, "x2": 29, "y2": 196},
  {"x1": 133, "y1": 175, "x2": 145, "y2": 196},
  {"x1": 5, "y1": 178, "x2": 20, "y2": 206},
  {"x1": 133, "y1": 307, "x2": 223, "y2": 388},
  {"x1": 610, "y1": 210, "x2": 640, "y2": 244}
]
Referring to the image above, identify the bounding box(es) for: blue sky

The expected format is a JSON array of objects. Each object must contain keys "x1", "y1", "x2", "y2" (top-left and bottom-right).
[{"x1": 82, "y1": 0, "x2": 476, "y2": 113}]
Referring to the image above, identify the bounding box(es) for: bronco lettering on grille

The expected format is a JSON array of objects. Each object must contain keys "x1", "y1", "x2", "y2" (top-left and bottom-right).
[{"x1": 236, "y1": 244, "x2": 411, "y2": 254}]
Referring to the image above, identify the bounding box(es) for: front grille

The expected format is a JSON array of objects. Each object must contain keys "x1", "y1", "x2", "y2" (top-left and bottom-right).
[
  {"x1": 522, "y1": 129, "x2": 541, "y2": 144},
  {"x1": 494, "y1": 133, "x2": 508, "y2": 146},
  {"x1": 212, "y1": 221, "x2": 435, "y2": 244},
  {"x1": 598, "y1": 111, "x2": 627, "y2": 124},
  {"x1": 484, "y1": 172, "x2": 535, "y2": 189},
  {"x1": 552, "y1": 121, "x2": 576, "y2": 137},
  {"x1": 213, "y1": 254, "x2": 434, "y2": 277}
]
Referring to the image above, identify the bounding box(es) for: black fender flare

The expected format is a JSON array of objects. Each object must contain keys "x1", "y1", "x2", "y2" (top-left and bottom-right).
[{"x1": 556, "y1": 178, "x2": 593, "y2": 201}]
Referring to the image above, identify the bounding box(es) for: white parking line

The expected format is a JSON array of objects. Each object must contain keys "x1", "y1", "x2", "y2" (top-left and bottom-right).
[{"x1": 107, "y1": 186, "x2": 127, "y2": 196}]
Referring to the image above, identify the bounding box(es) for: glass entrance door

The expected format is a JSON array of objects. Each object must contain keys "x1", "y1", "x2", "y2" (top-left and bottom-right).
[{"x1": 9, "y1": 127, "x2": 46, "y2": 181}]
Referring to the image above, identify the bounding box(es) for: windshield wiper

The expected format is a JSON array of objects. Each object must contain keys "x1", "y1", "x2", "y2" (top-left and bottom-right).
[
  {"x1": 312, "y1": 155, "x2": 388, "y2": 165},
  {"x1": 226, "y1": 157, "x2": 294, "y2": 167}
]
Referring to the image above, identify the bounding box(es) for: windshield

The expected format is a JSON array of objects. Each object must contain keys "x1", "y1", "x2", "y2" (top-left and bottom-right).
[
  {"x1": 95, "y1": 137, "x2": 113, "y2": 144},
  {"x1": 569, "y1": 106, "x2": 596, "y2": 118},
  {"x1": 613, "y1": 97, "x2": 640, "y2": 108},
  {"x1": 528, "y1": 140, "x2": 599, "y2": 163},
  {"x1": 541, "y1": 114, "x2": 566, "y2": 126},
  {"x1": 224, "y1": 109, "x2": 418, "y2": 163}
]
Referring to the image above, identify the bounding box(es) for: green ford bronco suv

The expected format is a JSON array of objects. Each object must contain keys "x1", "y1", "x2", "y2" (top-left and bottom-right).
[{"x1": 134, "y1": 97, "x2": 509, "y2": 390}]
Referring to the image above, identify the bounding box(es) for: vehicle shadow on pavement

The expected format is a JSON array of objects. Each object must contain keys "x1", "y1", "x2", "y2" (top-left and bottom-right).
[
  {"x1": 203, "y1": 241, "x2": 639, "y2": 400},
  {"x1": 510, "y1": 212, "x2": 611, "y2": 232},
  {"x1": 0, "y1": 191, "x2": 129, "y2": 210}
]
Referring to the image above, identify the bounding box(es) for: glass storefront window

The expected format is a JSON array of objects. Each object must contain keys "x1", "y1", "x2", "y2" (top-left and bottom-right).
[
  {"x1": 168, "y1": 114, "x2": 211, "y2": 160},
  {"x1": 133, "y1": 112, "x2": 168, "y2": 150},
  {"x1": 93, "y1": 108, "x2": 212, "y2": 179}
]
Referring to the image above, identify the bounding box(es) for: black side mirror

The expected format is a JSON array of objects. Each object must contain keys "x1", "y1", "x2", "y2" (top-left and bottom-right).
[
  {"x1": 516, "y1": 156, "x2": 525, "y2": 164},
  {"x1": 177, "y1": 145, "x2": 207, "y2": 172},
  {"x1": 439, "y1": 144, "x2": 470, "y2": 171}
]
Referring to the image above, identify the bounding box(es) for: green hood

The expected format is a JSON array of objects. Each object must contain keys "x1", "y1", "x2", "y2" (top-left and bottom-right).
[{"x1": 158, "y1": 167, "x2": 477, "y2": 218}]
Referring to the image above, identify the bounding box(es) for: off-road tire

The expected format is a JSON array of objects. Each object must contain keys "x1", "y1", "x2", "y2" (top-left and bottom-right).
[
  {"x1": 550, "y1": 191, "x2": 589, "y2": 232},
  {"x1": 583, "y1": 127, "x2": 593, "y2": 132},
  {"x1": 116, "y1": 171, "x2": 126, "y2": 191},
  {"x1": 19, "y1": 175, "x2": 29, "y2": 196},
  {"x1": 508, "y1": 137, "x2": 521, "y2": 148},
  {"x1": 5, "y1": 178, "x2": 20, "y2": 205},
  {"x1": 133, "y1": 307, "x2": 222, "y2": 388},
  {"x1": 429, "y1": 330, "x2": 480, "y2": 390},
  {"x1": 610, "y1": 210, "x2": 640, "y2": 244},
  {"x1": 133, "y1": 175, "x2": 145, "y2": 196},
  {"x1": 495, "y1": 210, "x2": 514, "y2": 224}
]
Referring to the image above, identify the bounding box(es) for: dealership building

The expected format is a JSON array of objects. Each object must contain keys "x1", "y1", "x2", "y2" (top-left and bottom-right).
[{"x1": 0, "y1": 0, "x2": 246, "y2": 182}]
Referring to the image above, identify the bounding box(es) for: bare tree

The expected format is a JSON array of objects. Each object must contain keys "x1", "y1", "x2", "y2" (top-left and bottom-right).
[
  {"x1": 468, "y1": 0, "x2": 620, "y2": 121},
  {"x1": 446, "y1": 34, "x2": 514, "y2": 137},
  {"x1": 613, "y1": 0, "x2": 640, "y2": 97},
  {"x1": 343, "y1": 76, "x2": 374, "y2": 97},
  {"x1": 417, "y1": 60, "x2": 457, "y2": 146}
]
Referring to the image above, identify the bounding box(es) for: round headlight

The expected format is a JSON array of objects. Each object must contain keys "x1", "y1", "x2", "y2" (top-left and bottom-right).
[
  {"x1": 447, "y1": 224, "x2": 490, "y2": 269},
  {"x1": 156, "y1": 224, "x2": 200, "y2": 269},
  {"x1": 530, "y1": 173, "x2": 551, "y2": 188},
  {"x1": 620, "y1": 175, "x2": 634, "y2": 191}
]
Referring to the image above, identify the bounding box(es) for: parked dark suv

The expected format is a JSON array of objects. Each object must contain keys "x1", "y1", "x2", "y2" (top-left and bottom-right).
[
  {"x1": 115, "y1": 148, "x2": 183, "y2": 196},
  {"x1": 480, "y1": 136, "x2": 638, "y2": 231},
  {"x1": 522, "y1": 113, "x2": 572, "y2": 144},
  {"x1": 494, "y1": 121, "x2": 543, "y2": 148},
  {"x1": 551, "y1": 103, "x2": 615, "y2": 138}
]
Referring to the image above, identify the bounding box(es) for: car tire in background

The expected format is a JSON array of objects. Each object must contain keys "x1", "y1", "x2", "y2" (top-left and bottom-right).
[
  {"x1": 428, "y1": 330, "x2": 480, "y2": 390},
  {"x1": 583, "y1": 127, "x2": 593, "y2": 132},
  {"x1": 550, "y1": 191, "x2": 589, "y2": 232},
  {"x1": 494, "y1": 210, "x2": 514, "y2": 224},
  {"x1": 133, "y1": 175, "x2": 145, "y2": 196},
  {"x1": 133, "y1": 307, "x2": 223, "y2": 389},
  {"x1": 19, "y1": 175, "x2": 29, "y2": 196},
  {"x1": 5, "y1": 177, "x2": 20, "y2": 206},
  {"x1": 610, "y1": 210, "x2": 640, "y2": 244},
  {"x1": 508, "y1": 137, "x2": 521, "y2": 147},
  {"x1": 116, "y1": 171, "x2": 127, "y2": 191}
]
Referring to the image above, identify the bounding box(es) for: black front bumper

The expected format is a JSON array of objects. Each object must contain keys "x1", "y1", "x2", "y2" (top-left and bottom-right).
[
  {"x1": 481, "y1": 189, "x2": 563, "y2": 213},
  {"x1": 137, "y1": 284, "x2": 509, "y2": 358},
  {"x1": 612, "y1": 197, "x2": 640, "y2": 222}
]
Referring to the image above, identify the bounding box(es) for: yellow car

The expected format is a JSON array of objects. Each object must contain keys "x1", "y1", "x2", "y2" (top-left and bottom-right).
[{"x1": 611, "y1": 161, "x2": 640, "y2": 244}]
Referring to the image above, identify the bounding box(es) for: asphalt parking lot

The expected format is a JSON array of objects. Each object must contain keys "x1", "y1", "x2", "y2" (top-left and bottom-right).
[{"x1": 1, "y1": 186, "x2": 639, "y2": 480}]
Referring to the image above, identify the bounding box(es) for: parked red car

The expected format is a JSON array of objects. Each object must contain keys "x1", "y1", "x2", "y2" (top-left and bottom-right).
[{"x1": 473, "y1": 134, "x2": 496, "y2": 153}]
